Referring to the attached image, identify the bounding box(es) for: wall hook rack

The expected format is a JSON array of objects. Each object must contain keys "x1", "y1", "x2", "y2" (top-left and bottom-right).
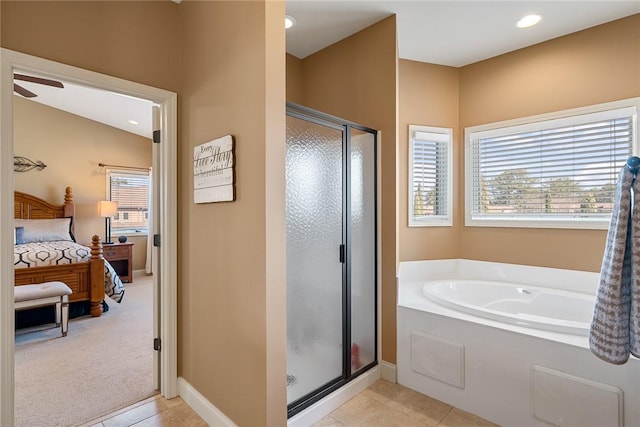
[{"x1": 14, "y1": 156, "x2": 47, "y2": 172}]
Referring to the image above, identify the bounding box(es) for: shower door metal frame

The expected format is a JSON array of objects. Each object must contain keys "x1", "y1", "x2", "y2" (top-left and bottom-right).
[{"x1": 286, "y1": 103, "x2": 378, "y2": 418}]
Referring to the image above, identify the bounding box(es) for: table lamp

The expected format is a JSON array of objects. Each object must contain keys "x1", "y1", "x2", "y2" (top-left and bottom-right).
[{"x1": 98, "y1": 200, "x2": 118, "y2": 244}]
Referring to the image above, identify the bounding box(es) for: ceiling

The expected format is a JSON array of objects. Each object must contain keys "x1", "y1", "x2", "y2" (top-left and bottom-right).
[
  {"x1": 14, "y1": 1, "x2": 640, "y2": 137},
  {"x1": 15, "y1": 75, "x2": 155, "y2": 138},
  {"x1": 286, "y1": 0, "x2": 640, "y2": 66}
]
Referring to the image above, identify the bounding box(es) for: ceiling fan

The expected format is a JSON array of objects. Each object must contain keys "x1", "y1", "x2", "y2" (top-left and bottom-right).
[{"x1": 14, "y1": 73, "x2": 64, "y2": 98}]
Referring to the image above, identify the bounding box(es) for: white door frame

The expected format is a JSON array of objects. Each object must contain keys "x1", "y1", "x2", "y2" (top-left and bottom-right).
[{"x1": 0, "y1": 48, "x2": 178, "y2": 425}]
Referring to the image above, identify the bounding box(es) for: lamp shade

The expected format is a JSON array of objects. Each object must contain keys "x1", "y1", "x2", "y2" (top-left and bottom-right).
[{"x1": 98, "y1": 200, "x2": 118, "y2": 217}]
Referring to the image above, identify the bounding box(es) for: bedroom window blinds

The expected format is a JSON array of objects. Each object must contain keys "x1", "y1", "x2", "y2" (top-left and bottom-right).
[
  {"x1": 408, "y1": 125, "x2": 453, "y2": 227},
  {"x1": 465, "y1": 100, "x2": 638, "y2": 229},
  {"x1": 107, "y1": 169, "x2": 150, "y2": 235}
]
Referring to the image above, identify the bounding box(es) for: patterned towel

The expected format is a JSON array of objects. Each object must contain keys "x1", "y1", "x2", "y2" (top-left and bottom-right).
[
  {"x1": 631, "y1": 171, "x2": 640, "y2": 357},
  {"x1": 589, "y1": 165, "x2": 640, "y2": 364}
]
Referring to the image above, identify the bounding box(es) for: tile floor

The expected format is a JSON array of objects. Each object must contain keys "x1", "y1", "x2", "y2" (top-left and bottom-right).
[
  {"x1": 312, "y1": 380, "x2": 498, "y2": 427},
  {"x1": 83, "y1": 380, "x2": 498, "y2": 427},
  {"x1": 82, "y1": 394, "x2": 207, "y2": 427}
]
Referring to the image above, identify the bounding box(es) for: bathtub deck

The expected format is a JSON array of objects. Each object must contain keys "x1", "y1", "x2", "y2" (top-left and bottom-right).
[{"x1": 397, "y1": 259, "x2": 640, "y2": 427}]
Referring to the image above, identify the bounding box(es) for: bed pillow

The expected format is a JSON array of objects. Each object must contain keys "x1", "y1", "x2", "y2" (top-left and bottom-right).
[
  {"x1": 14, "y1": 218, "x2": 74, "y2": 243},
  {"x1": 15, "y1": 226, "x2": 25, "y2": 245}
]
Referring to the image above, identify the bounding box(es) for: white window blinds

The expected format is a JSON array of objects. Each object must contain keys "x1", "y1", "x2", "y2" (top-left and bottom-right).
[
  {"x1": 108, "y1": 169, "x2": 150, "y2": 234},
  {"x1": 409, "y1": 125, "x2": 452, "y2": 226},
  {"x1": 466, "y1": 103, "x2": 637, "y2": 229}
]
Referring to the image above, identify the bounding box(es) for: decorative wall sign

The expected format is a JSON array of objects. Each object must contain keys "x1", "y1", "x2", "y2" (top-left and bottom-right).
[
  {"x1": 14, "y1": 156, "x2": 47, "y2": 172},
  {"x1": 193, "y1": 134, "x2": 235, "y2": 203}
]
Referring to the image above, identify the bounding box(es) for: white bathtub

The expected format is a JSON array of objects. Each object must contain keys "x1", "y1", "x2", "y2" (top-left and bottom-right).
[
  {"x1": 422, "y1": 279, "x2": 594, "y2": 336},
  {"x1": 397, "y1": 259, "x2": 640, "y2": 427}
]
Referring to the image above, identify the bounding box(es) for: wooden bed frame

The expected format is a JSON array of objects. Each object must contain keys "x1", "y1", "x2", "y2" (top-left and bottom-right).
[{"x1": 14, "y1": 187, "x2": 106, "y2": 317}]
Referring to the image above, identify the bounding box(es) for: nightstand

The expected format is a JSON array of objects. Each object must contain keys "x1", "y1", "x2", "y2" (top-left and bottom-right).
[{"x1": 102, "y1": 242, "x2": 133, "y2": 283}]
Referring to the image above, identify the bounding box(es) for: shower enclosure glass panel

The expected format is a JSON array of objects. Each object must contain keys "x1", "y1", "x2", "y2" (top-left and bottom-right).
[
  {"x1": 286, "y1": 104, "x2": 377, "y2": 417},
  {"x1": 286, "y1": 116, "x2": 344, "y2": 405},
  {"x1": 350, "y1": 129, "x2": 376, "y2": 374}
]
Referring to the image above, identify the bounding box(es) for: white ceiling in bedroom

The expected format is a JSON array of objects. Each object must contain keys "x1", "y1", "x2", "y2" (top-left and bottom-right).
[{"x1": 15, "y1": 76, "x2": 154, "y2": 139}]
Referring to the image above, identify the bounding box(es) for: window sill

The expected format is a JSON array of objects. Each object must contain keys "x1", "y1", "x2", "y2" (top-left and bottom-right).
[
  {"x1": 465, "y1": 217, "x2": 609, "y2": 230},
  {"x1": 409, "y1": 217, "x2": 452, "y2": 227},
  {"x1": 112, "y1": 231, "x2": 149, "y2": 238}
]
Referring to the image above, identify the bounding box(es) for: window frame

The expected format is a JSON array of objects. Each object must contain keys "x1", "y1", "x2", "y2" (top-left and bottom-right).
[
  {"x1": 106, "y1": 168, "x2": 151, "y2": 236},
  {"x1": 408, "y1": 125, "x2": 453, "y2": 227},
  {"x1": 464, "y1": 98, "x2": 640, "y2": 230}
]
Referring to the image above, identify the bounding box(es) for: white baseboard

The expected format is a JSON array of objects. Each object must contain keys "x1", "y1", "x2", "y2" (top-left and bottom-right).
[
  {"x1": 177, "y1": 377, "x2": 237, "y2": 427},
  {"x1": 178, "y1": 366, "x2": 385, "y2": 427},
  {"x1": 380, "y1": 360, "x2": 397, "y2": 383},
  {"x1": 287, "y1": 366, "x2": 380, "y2": 427}
]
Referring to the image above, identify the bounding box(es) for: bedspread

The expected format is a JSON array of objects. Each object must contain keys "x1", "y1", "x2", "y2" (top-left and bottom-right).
[{"x1": 14, "y1": 241, "x2": 125, "y2": 303}]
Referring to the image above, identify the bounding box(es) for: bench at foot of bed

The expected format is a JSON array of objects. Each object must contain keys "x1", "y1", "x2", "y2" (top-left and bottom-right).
[{"x1": 15, "y1": 281, "x2": 73, "y2": 337}]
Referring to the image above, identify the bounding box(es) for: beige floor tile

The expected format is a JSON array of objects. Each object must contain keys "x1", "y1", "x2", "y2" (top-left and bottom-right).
[
  {"x1": 92, "y1": 379, "x2": 496, "y2": 427},
  {"x1": 438, "y1": 408, "x2": 499, "y2": 427},
  {"x1": 391, "y1": 387, "x2": 452, "y2": 426},
  {"x1": 363, "y1": 379, "x2": 404, "y2": 404},
  {"x1": 131, "y1": 401, "x2": 208, "y2": 427},
  {"x1": 329, "y1": 393, "x2": 381, "y2": 426},
  {"x1": 102, "y1": 397, "x2": 185, "y2": 427},
  {"x1": 102, "y1": 400, "x2": 166, "y2": 427},
  {"x1": 329, "y1": 387, "x2": 432, "y2": 427},
  {"x1": 315, "y1": 380, "x2": 497, "y2": 427},
  {"x1": 311, "y1": 415, "x2": 347, "y2": 427},
  {"x1": 359, "y1": 405, "x2": 427, "y2": 427}
]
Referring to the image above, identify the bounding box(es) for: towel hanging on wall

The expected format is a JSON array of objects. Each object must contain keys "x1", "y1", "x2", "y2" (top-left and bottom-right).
[{"x1": 589, "y1": 159, "x2": 640, "y2": 364}]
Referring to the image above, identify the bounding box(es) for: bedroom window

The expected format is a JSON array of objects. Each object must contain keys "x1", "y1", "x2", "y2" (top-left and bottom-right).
[
  {"x1": 465, "y1": 98, "x2": 639, "y2": 229},
  {"x1": 107, "y1": 169, "x2": 150, "y2": 235},
  {"x1": 408, "y1": 125, "x2": 453, "y2": 227}
]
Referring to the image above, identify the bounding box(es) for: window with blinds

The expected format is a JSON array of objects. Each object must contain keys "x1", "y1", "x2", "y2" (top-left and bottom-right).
[
  {"x1": 409, "y1": 125, "x2": 453, "y2": 227},
  {"x1": 107, "y1": 169, "x2": 150, "y2": 235},
  {"x1": 465, "y1": 100, "x2": 638, "y2": 229}
]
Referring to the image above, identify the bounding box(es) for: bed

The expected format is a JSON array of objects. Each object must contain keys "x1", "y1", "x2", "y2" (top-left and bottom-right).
[{"x1": 14, "y1": 187, "x2": 125, "y2": 317}]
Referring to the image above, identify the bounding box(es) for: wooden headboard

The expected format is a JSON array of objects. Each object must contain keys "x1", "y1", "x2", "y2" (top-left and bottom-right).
[{"x1": 14, "y1": 187, "x2": 76, "y2": 234}]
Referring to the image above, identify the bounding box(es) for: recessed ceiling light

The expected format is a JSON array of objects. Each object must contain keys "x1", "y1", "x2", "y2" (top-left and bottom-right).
[
  {"x1": 285, "y1": 15, "x2": 296, "y2": 30},
  {"x1": 517, "y1": 14, "x2": 542, "y2": 29},
  {"x1": 128, "y1": 120, "x2": 139, "y2": 125}
]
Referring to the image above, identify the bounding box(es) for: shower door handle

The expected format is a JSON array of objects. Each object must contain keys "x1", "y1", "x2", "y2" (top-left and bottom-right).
[{"x1": 339, "y1": 244, "x2": 346, "y2": 263}]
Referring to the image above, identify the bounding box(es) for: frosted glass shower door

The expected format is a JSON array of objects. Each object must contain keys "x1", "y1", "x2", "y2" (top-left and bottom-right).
[
  {"x1": 286, "y1": 115, "x2": 344, "y2": 405},
  {"x1": 350, "y1": 129, "x2": 376, "y2": 374}
]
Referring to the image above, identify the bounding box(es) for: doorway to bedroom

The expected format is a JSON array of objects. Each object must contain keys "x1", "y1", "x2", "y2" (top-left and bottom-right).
[
  {"x1": 0, "y1": 49, "x2": 178, "y2": 426},
  {"x1": 12, "y1": 80, "x2": 156, "y2": 425}
]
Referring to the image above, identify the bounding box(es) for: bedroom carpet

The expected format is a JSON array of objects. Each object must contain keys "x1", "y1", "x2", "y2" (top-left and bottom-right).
[{"x1": 14, "y1": 274, "x2": 156, "y2": 427}]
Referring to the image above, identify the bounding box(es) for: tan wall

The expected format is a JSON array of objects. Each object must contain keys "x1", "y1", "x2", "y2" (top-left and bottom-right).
[
  {"x1": 6, "y1": 0, "x2": 639, "y2": 422},
  {"x1": 1, "y1": 1, "x2": 180, "y2": 93},
  {"x1": 265, "y1": 3, "x2": 287, "y2": 424},
  {"x1": 4, "y1": 1, "x2": 287, "y2": 425},
  {"x1": 4, "y1": 2, "x2": 281, "y2": 426},
  {"x1": 291, "y1": 16, "x2": 398, "y2": 363},
  {"x1": 13, "y1": 97, "x2": 151, "y2": 271},
  {"x1": 178, "y1": 1, "x2": 286, "y2": 426},
  {"x1": 2, "y1": 3, "x2": 180, "y2": 291},
  {"x1": 459, "y1": 14, "x2": 640, "y2": 272},
  {"x1": 286, "y1": 54, "x2": 304, "y2": 104},
  {"x1": 398, "y1": 59, "x2": 460, "y2": 261}
]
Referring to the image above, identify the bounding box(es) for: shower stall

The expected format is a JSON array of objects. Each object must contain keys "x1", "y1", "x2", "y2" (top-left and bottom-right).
[{"x1": 285, "y1": 103, "x2": 378, "y2": 417}]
